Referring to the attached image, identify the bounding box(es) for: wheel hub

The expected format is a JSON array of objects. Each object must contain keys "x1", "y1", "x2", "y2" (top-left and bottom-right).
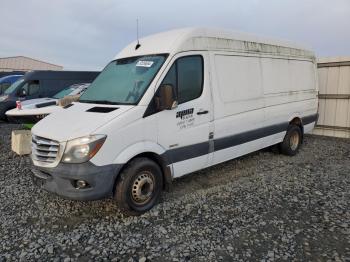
[
  {"x1": 131, "y1": 172, "x2": 154, "y2": 204},
  {"x1": 289, "y1": 131, "x2": 299, "y2": 151}
]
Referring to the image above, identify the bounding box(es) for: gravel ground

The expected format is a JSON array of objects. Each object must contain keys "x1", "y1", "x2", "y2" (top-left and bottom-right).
[{"x1": 0, "y1": 123, "x2": 349, "y2": 262}]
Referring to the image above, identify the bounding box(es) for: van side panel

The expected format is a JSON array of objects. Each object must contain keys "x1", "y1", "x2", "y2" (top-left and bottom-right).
[
  {"x1": 210, "y1": 52, "x2": 318, "y2": 166},
  {"x1": 262, "y1": 57, "x2": 318, "y2": 141},
  {"x1": 212, "y1": 54, "x2": 265, "y2": 118},
  {"x1": 216, "y1": 55, "x2": 263, "y2": 103},
  {"x1": 210, "y1": 53, "x2": 265, "y2": 165}
]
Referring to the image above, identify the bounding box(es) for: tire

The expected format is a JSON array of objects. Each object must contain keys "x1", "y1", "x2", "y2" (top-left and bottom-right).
[
  {"x1": 114, "y1": 157, "x2": 163, "y2": 216},
  {"x1": 279, "y1": 125, "x2": 302, "y2": 156},
  {"x1": 1, "y1": 106, "x2": 15, "y2": 122}
]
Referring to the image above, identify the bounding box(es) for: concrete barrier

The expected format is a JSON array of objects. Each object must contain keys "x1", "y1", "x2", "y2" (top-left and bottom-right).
[{"x1": 11, "y1": 130, "x2": 31, "y2": 155}]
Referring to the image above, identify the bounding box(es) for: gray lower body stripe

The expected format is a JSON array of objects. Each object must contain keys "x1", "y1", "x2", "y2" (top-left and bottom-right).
[
  {"x1": 163, "y1": 141, "x2": 209, "y2": 164},
  {"x1": 214, "y1": 122, "x2": 288, "y2": 152},
  {"x1": 163, "y1": 113, "x2": 318, "y2": 164}
]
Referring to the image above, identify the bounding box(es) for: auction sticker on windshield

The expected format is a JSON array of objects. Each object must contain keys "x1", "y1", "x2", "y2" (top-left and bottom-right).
[{"x1": 136, "y1": 61, "x2": 154, "y2": 67}]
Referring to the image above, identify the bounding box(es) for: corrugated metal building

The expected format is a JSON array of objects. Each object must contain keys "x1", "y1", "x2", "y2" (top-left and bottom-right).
[
  {"x1": 0, "y1": 56, "x2": 63, "y2": 72},
  {"x1": 313, "y1": 57, "x2": 350, "y2": 138}
]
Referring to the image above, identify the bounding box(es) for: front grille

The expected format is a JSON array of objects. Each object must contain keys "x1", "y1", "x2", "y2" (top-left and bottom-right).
[{"x1": 32, "y1": 135, "x2": 59, "y2": 163}]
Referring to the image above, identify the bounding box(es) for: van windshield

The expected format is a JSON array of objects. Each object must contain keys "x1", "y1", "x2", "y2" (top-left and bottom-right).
[
  {"x1": 79, "y1": 54, "x2": 167, "y2": 105},
  {"x1": 4, "y1": 79, "x2": 24, "y2": 95},
  {"x1": 53, "y1": 87, "x2": 76, "y2": 99}
]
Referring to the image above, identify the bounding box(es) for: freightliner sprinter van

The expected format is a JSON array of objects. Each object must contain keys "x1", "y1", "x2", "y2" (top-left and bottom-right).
[{"x1": 31, "y1": 28, "x2": 318, "y2": 215}]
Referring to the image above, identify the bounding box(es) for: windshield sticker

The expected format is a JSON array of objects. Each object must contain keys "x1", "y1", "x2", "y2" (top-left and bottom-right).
[{"x1": 136, "y1": 61, "x2": 154, "y2": 67}]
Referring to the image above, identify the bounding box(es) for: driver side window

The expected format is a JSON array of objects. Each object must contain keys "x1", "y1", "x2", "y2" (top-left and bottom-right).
[
  {"x1": 19, "y1": 80, "x2": 40, "y2": 96},
  {"x1": 161, "y1": 55, "x2": 203, "y2": 104},
  {"x1": 28, "y1": 81, "x2": 40, "y2": 95}
]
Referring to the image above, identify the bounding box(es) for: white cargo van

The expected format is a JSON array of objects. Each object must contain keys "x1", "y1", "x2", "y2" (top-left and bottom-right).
[{"x1": 31, "y1": 28, "x2": 318, "y2": 215}]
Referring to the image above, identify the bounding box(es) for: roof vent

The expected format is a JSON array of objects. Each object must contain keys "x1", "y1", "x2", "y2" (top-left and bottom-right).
[{"x1": 86, "y1": 107, "x2": 118, "y2": 113}]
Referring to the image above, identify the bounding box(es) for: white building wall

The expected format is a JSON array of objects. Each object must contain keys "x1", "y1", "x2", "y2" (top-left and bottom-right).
[{"x1": 0, "y1": 56, "x2": 63, "y2": 72}]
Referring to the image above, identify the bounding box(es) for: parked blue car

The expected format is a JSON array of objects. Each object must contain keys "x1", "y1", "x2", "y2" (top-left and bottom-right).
[{"x1": 0, "y1": 75, "x2": 23, "y2": 95}]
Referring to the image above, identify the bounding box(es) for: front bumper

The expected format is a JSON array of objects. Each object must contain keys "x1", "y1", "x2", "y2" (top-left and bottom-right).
[{"x1": 31, "y1": 161, "x2": 123, "y2": 201}]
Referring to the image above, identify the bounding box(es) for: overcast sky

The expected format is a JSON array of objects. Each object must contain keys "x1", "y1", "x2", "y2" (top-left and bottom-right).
[{"x1": 1, "y1": 0, "x2": 349, "y2": 70}]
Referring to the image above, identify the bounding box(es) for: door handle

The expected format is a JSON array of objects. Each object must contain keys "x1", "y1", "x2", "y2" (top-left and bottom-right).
[{"x1": 197, "y1": 110, "x2": 209, "y2": 115}]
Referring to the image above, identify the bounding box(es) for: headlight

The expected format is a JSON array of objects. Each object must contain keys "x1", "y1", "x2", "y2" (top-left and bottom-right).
[
  {"x1": 0, "y1": 95, "x2": 9, "y2": 102},
  {"x1": 62, "y1": 135, "x2": 106, "y2": 164}
]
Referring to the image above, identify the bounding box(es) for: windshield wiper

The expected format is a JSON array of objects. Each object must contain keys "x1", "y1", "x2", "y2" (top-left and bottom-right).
[{"x1": 79, "y1": 100, "x2": 120, "y2": 105}]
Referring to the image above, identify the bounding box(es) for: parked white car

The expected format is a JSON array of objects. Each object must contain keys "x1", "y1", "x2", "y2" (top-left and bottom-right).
[
  {"x1": 6, "y1": 83, "x2": 90, "y2": 125},
  {"x1": 30, "y1": 28, "x2": 318, "y2": 215}
]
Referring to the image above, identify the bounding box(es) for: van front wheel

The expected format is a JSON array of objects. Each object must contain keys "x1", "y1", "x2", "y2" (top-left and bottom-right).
[
  {"x1": 115, "y1": 157, "x2": 163, "y2": 216},
  {"x1": 279, "y1": 125, "x2": 302, "y2": 156}
]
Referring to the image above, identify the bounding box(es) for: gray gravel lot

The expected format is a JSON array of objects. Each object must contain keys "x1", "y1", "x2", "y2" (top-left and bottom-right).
[{"x1": 0, "y1": 123, "x2": 349, "y2": 261}]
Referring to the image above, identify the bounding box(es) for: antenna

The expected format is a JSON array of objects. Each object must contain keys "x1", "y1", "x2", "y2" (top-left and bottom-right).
[{"x1": 135, "y1": 18, "x2": 141, "y2": 50}]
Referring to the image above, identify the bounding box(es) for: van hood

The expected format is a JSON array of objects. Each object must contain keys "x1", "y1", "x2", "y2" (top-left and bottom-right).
[
  {"x1": 32, "y1": 102, "x2": 134, "y2": 142},
  {"x1": 6, "y1": 104, "x2": 61, "y2": 116},
  {"x1": 7, "y1": 98, "x2": 58, "y2": 116}
]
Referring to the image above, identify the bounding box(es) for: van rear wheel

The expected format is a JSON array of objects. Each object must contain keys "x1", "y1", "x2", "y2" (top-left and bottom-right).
[
  {"x1": 115, "y1": 157, "x2": 163, "y2": 216},
  {"x1": 279, "y1": 125, "x2": 302, "y2": 156}
]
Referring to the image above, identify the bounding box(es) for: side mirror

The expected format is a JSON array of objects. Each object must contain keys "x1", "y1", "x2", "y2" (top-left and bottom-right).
[
  {"x1": 18, "y1": 89, "x2": 26, "y2": 97},
  {"x1": 156, "y1": 84, "x2": 177, "y2": 110}
]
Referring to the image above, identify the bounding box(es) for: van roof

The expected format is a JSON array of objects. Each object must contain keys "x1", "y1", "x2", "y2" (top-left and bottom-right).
[
  {"x1": 116, "y1": 27, "x2": 315, "y2": 60},
  {"x1": 0, "y1": 75, "x2": 23, "y2": 83},
  {"x1": 0, "y1": 71, "x2": 26, "y2": 78},
  {"x1": 23, "y1": 70, "x2": 100, "y2": 81}
]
